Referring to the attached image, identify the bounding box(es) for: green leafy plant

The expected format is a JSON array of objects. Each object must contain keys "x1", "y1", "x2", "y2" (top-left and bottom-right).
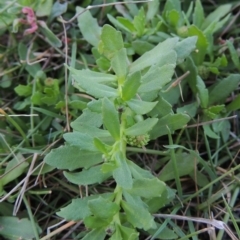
[{"x1": 44, "y1": 22, "x2": 196, "y2": 238}]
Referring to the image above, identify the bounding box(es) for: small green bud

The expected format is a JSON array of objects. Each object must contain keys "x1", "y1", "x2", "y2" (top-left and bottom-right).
[
  {"x1": 126, "y1": 134, "x2": 150, "y2": 147},
  {"x1": 197, "y1": 65, "x2": 209, "y2": 80},
  {"x1": 177, "y1": 26, "x2": 189, "y2": 38}
]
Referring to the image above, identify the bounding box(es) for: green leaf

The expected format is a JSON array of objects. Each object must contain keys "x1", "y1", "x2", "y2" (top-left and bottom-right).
[
  {"x1": 117, "y1": 225, "x2": 139, "y2": 240},
  {"x1": 188, "y1": 25, "x2": 208, "y2": 65},
  {"x1": 84, "y1": 216, "x2": 110, "y2": 229},
  {"x1": 147, "y1": 0, "x2": 160, "y2": 21},
  {"x1": 63, "y1": 132, "x2": 97, "y2": 152},
  {"x1": 226, "y1": 95, "x2": 240, "y2": 111},
  {"x1": 127, "y1": 99, "x2": 157, "y2": 115},
  {"x1": 113, "y1": 152, "x2": 133, "y2": 189},
  {"x1": 159, "y1": 152, "x2": 198, "y2": 181},
  {"x1": 129, "y1": 38, "x2": 178, "y2": 73},
  {"x1": 203, "y1": 124, "x2": 219, "y2": 139},
  {"x1": 196, "y1": 76, "x2": 209, "y2": 108},
  {"x1": 202, "y1": 4, "x2": 232, "y2": 30},
  {"x1": 128, "y1": 160, "x2": 155, "y2": 179},
  {"x1": 99, "y1": 25, "x2": 124, "y2": 59},
  {"x1": 122, "y1": 71, "x2": 141, "y2": 101},
  {"x1": 88, "y1": 196, "x2": 120, "y2": 219},
  {"x1": 148, "y1": 224, "x2": 178, "y2": 240},
  {"x1": 209, "y1": 74, "x2": 240, "y2": 105},
  {"x1": 57, "y1": 193, "x2": 114, "y2": 220},
  {"x1": 177, "y1": 102, "x2": 198, "y2": 118},
  {"x1": 71, "y1": 109, "x2": 102, "y2": 128},
  {"x1": 138, "y1": 64, "x2": 176, "y2": 93},
  {"x1": 127, "y1": 178, "x2": 166, "y2": 199},
  {"x1": 121, "y1": 200, "x2": 156, "y2": 231},
  {"x1": 93, "y1": 138, "x2": 110, "y2": 154},
  {"x1": 18, "y1": 42, "x2": 41, "y2": 78},
  {"x1": 149, "y1": 96, "x2": 173, "y2": 118},
  {"x1": 73, "y1": 76, "x2": 117, "y2": 98},
  {"x1": 174, "y1": 36, "x2": 197, "y2": 62},
  {"x1": 181, "y1": 57, "x2": 198, "y2": 93},
  {"x1": 193, "y1": 0, "x2": 204, "y2": 28},
  {"x1": 132, "y1": 40, "x2": 154, "y2": 55},
  {"x1": 66, "y1": 66, "x2": 116, "y2": 84},
  {"x1": 36, "y1": 0, "x2": 53, "y2": 16},
  {"x1": 133, "y1": 7, "x2": 145, "y2": 36},
  {"x1": 0, "y1": 217, "x2": 41, "y2": 240},
  {"x1": 117, "y1": 17, "x2": 136, "y2": 32},
  {"x1": 166, "y1": 10, "x2": 180, "y2": 28},
  {"x1": 77, "y1": 7, "x2": 101, "y2": 47},
  {"x1": 63, "y1": 165, "x2": 111, "y2": 185},
  {"x1": 111, "y1": 48, "x2": 128, "y2": 80},
  {"x1": 150, "y1": 113, "x2": 190, "y2": 139},
  {"x1": 81, "y1": 228, "x2": 106, "y2": 240},
  {"x1": 1, "y1": 155, "x2": 28, "y2": 186},
  {"x1": 14, "y1": 84, "x2": 32, "y2": 97},
  {"x1": 102, "y1": 98, "x2": 120, "y2": 140},
  {"x1": 227, "y1": 40, "x2": 240, "y2": 70},
  {"x1": 44, "y1": 146, "x2": 103, "y2": 170},
  {"x1": 49, "y1": 1, "x2": 68, "y2": 22},
  {"x1": 38, "y1": 21, "x2": 62, "y2": 48},
  {"x1": 125, "y1": 118, "x2": 158, "y2": 136}
]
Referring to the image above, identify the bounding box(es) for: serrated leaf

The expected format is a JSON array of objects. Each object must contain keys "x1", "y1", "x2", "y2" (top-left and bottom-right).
[
  {"x1": 111, "y1": 48, "x2": 128, "y2": 80},
  {"x1": 122, "y1": 71, "x2": 141, "y2": 101},
  {"x1": 102, "y1": 98, "x2": 120, "y2": 140},
  {"x1": 150, "y1": 113, "x2": 190, "y2": 139},
  {"x1": 138, "y1": 64, "x2": 176, "y2": 93},
  {"x1": 127, "y1": 178, "x2": 166, "y2": 199},
  {"x1": 113, "y1": 152, "x2": 133, "y2": 189},
  {"x1": 121, "y1": 200, "x2": 156, "y2": 231},
  {"x1": 63, "y1": 132, "x2": 97, "y2": 152},
  {"x1": 88, "y1": 196, "x2": 120, "y2": 219},
  {"x1": 125, "y1": 118, "x2": 158, "y2": 136},
  {"x1": 127, "y1": 99, "x2": 157, "y2": 115},
  {"x1": 99, "y1": 24, "x2": 124, "y2": 59},
  {"x1": 159, "y1": 152, "x2": 198, "y2": 182},
  {"x1": 129, "y1": 38, "x2": 179, "y2": 73},
  {"x1": 63, "y1": 165, "x2": 111, "y2": 185},
  {"x1": 82, "y1": 228, "x2": 106, "y2": 240},
  {"x1": 177, "y1": 102, "x2": 198, "y2": 118},
  {"x1": 44, "y1": 146, "x2": 102, "y2": 170},
  {"x1": 77, "y1": 7, "x2": 101, "y2": 47},
  {"x1": 209, "y1": 74, "x2": 240, "y2": 105}
]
